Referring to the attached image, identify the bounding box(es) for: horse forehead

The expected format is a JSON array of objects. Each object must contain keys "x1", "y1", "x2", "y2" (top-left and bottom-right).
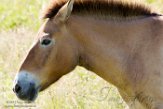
[
  {"x1": 38, "y1": 19, "x2": 52, "y2": 33},
  {"x1": 38, "y1": 22, "x2": 52, "y2": 37}
]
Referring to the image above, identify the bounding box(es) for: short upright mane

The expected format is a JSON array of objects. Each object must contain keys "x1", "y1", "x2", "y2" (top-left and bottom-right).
[{"x1": 43, "y1": 0, "x2": 159, "y2": 19}]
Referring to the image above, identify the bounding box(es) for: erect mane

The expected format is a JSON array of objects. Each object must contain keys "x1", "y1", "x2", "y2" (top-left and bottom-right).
[{"x1": 43, "y1": 0, "x2": 159, "y2": 19}]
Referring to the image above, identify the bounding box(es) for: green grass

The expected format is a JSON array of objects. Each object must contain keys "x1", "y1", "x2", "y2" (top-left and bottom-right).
[
  {"x1": 0, "y1": 0, "x2": 47, "y2": 31},
  {"x1": 0, "y1": 0, "x2": 163, "y2": 109}
]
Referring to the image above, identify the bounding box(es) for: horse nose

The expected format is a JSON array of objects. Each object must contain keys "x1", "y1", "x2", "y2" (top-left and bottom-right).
[
  {"x1": 13, "y1": 71, "x2": 41, "y2": 101},
  {"x1": 13, "y1": 83, "x2": 22, "y2": 94}
]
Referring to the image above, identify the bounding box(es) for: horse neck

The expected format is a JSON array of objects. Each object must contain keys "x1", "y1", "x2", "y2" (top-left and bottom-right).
[{"x1": 67, "y1": 15, "x2": 155, "y2": 90}]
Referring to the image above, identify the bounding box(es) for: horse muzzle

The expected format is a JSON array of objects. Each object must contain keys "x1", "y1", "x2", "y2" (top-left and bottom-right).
[{"x1": 13, "y1": 71, "x2": 40, "y2": 102}]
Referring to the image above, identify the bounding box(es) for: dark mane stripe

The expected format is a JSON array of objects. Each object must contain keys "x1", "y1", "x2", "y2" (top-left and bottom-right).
[{"x1": 43, "y1": 0, "x2": 159, "y2": 19}]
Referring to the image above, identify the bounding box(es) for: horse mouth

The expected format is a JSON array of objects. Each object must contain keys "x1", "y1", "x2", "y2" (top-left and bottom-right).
[
  {"x1": 15, "y1": 85, "x2": 40, "y2": 102},
  {"x1": 13, "y1": 71, "x2": 41, "y2": 102},
  {"x1": 27, "y1": 87, "x2": 39, "y2": 102}
]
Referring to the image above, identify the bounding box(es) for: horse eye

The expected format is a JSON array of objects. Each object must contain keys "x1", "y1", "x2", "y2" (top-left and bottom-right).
[{"x1": 41, "y1": 38, "x2": 51, "y2": 46}]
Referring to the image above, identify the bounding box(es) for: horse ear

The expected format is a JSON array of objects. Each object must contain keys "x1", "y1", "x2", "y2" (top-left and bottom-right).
[{"x1": 54, "y1": 0, "x2": 74, "y2": 23}]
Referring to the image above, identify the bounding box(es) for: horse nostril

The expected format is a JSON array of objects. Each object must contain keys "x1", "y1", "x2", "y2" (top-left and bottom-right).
[{"x1": 14, "y1": 84, "x2": 21, "y2": 94}]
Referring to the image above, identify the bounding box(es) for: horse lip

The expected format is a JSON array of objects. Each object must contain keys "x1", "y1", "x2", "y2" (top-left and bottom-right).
[
  {"x1": 27, "y1": 85, "x2": 40, "y2": 102},
  {"x1": 16, "y1": 85, "x2": 40, "y2": 102},
  {"x1": 27, "y1": 89, "x2": 38, "y2": 102}
]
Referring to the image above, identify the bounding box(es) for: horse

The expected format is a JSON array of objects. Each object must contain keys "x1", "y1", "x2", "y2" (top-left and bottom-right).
[{"x1": 13, "y1": 0, "x2": 163, "y2": 108}]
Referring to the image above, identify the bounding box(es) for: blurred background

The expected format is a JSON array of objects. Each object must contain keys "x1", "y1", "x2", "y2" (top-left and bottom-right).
[{"x1": 0, "y1": 0, "x2": 162, "y2": 109}]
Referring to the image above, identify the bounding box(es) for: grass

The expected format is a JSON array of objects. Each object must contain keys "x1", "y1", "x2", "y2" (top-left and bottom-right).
[
  {"x1": 0, "y1": 0, "x2": 47, "y2": 31},
  {"x1": 0, "y1": 0, "x2": 162, "y2": 109}
]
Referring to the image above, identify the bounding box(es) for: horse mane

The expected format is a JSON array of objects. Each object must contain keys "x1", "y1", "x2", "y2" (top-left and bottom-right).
[{"x1": 43, "y1": 0, "x2": 159, "y2": 19}]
